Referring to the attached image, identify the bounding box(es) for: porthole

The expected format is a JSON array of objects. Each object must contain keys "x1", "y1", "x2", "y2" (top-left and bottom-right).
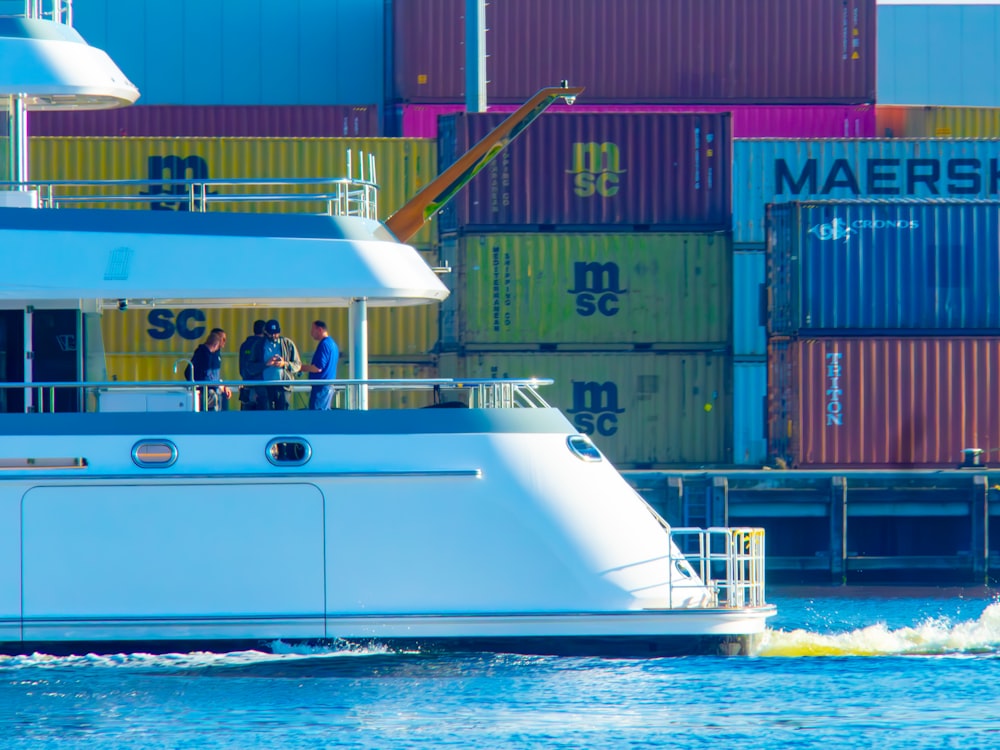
[
  {"x1": 566, "y1": 434, "x2": 603, "y2": 462},
  {"x1": 131, "y1": 440, "x2": 178, "y2": 468},
  {"x1": 266, "y1": 438, "x2": 312, "y2": 467}
]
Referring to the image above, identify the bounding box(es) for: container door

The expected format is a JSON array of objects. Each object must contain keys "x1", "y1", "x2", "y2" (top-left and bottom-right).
[{"x1": 0, "y1": 311, "x2": 25, "y2": 413}]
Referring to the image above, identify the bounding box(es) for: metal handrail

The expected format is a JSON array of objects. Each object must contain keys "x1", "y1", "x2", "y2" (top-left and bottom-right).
[
  {"x1": 1, "y1": 172, "x2": 380, "y2": 219},
  {"x1": 0, "y1": 378, "x2": 554, "y2": 413},
  {"x1": 668, "y1": 527, "x2": 767, "y2": 609}
]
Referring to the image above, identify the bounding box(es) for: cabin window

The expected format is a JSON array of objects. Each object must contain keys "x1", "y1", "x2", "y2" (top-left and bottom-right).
[
  {"x1": 0, "y1": 457, "x2": 87, "y2": 470},
  {"x1": 266, "y1": 438, "x2": 312, "y2": 467},
  {"x1": 566, "y1": 435, "x2": 603, "y2": 462},
  {"x1": 131, "y1": 441, "x2": 178, "y2": 468}
]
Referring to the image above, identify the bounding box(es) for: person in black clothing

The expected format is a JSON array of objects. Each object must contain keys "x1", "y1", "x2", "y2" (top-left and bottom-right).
[
  {"x1": 189, "y1": 330, "x2": 232, "y2": 411},
  {"x1": 237, "y1": 319, "x2": 266, "y2": 411}
]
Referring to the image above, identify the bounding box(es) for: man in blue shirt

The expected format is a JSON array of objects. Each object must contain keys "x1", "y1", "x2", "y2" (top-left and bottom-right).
[{"x1": 301, "y1": 320, "x2": 338, "y2": 410}]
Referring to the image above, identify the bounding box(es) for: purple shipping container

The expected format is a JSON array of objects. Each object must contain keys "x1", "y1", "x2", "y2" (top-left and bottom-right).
[
  {"x1": 28, "y1": 105, "x2": 380, "y2": 137},
  {"x1": 769, "y1": 337, "x2": 1000, "y2": 468},
  {"x1": 398, "y1": 104, "x2": 875, "y2": 139},
  {"x1": 767, "y1": 201, "x2": 1000, "y2": 335},
  {"x1": 393, "y1": 0, "x2": 876, "y2": 104},
  {"x1": 439, "y1": 112, "x2": 732, "y2": 232}
]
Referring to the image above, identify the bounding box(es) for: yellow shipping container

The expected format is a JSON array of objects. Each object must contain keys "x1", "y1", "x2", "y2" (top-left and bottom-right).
[
  {"x1": 876, "y1": 105, "x2": 1000, "y2": 138},
  {"x1": 439, "y1": 351, "x2": 732, "y2": 468},
  {"x1": 104, "y1": 355, "x2": 437, "y2": 411},
  {"x1": 442, "y1": 232, "x2": 731, "y2": 348},
  {"x1": 100, "y1": 253, "x2": 439, "y2": 358},
  {"x1": 27, "y1": 137, "x2": 438, "y2": 248}
]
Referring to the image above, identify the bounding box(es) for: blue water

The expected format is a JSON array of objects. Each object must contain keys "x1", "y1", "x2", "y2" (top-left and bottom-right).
[{"x1": 2, "y1": 587, "x2": 999, "y2": 749}]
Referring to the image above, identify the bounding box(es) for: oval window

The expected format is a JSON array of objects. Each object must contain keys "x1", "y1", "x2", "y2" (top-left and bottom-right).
[
  {"x1": 131, "y1": 440, "x2": 178, "y2": 468},
  {"x1": 566, "y1": 434, "x2": 603, "y2": 462},
  {"x1": 266, "y1": 438, "x2": 312, "y2": 467}
]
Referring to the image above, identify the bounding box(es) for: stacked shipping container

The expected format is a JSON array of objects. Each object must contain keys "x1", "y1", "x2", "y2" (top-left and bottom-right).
[
  {"x1": 732, "y1": 139, "x2": 1000, "y2": 464},
  {"x1": 436, "y1": 112, "x2": 734, "y2": 468},
  {"x1": 766, "y1": 200, "x2": 1000, "y2": 468},
  {"x1": 10, "y1": 137, "x2": 442, "y2": 386}
]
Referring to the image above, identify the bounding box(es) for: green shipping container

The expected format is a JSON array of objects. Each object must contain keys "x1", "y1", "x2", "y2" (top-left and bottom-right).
[
  {"x1": 441, "y1": 232, "x2": 732, "y2": 348},
  {"x1": 440, "y1": 351, "x2": 732, "y2": 468},
  {"x1": 22, "y1": 137, "x2": 438, "y2": 248}
]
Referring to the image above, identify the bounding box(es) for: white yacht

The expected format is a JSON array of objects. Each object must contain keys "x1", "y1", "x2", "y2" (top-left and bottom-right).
[{"x1": 0, "y1": 8, "x2": 774, "y2": 656}]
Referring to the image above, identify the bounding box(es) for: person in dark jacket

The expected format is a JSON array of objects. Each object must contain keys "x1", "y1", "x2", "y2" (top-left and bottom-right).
[
  {"x1": 244, "y1": 319, "x2": 302, "y2": 410},
  {"x1": 237, "y1": 319, "x2": 266, "y2": 410},
  {"x1": 189, "y1": 330, "x2": 232, "y2": 411}
]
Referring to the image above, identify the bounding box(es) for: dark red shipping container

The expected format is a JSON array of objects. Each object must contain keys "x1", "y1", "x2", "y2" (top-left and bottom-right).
[
  {"x1": 28, "y1": 105, "x2": 380, "y2": 137},
  {"x1": 393, "y1": 0, "x2": 876, "y2": 104},
  {"x1": 439, "y1": 112, "x2": 732, "y2": 232},
  {"x1": 769, "y1": 337, "x2": 1000, "y2": 468}
]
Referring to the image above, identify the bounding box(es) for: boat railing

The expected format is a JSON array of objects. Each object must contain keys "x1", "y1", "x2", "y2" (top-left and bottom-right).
[
  {"x1": 668, "y1": 527, "x2": 767, "y2": 609},
  {"x1": 0, "y1": 151, "x2": 380, "y2": 218},
  {"x1": 0, "y1": 377, "x2": 554, "y2": 413}
]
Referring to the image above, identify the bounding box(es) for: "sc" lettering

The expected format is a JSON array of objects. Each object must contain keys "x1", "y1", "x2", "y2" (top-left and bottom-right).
[{"x1": 147, "y1": 309, "x2": 207, "y2": 341}]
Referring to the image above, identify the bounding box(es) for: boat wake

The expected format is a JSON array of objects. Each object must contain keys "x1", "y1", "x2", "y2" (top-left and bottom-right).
[
  {"x1": 759, "y1": 600, "x2": 1000, "y2": 657},
  {"x1": 0, "y1": 639, "x2": 396, "y2": 672}
]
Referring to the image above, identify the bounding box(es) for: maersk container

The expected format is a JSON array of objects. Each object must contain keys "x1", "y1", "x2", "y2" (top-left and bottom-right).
[
  {"x1": 733, "y1": 250, "x2": 767, "y2": 357},
  {"x1": 769, "y1": 337, "x2": 1000, "y2": 469},
  {"x1": 398, "y1": 104, "x2": 874, "y2": 140},
  {"x1": 734, "y1": 360, "x2": 768, "y2": 466},
  {"x1": 439, "y1": 113, "x2": 731, "y2": 232},
  {"x1": 734, "y1": 139, "x2": 1000, "y2": 245},
  {"x1": 393, "y1": 0, "x2": 875, "y2": 104},
  {"x1": 767, "y1": 201, "x2": 1000, "y2": 335},
  {"x1": 439, "y1": 351, "x2": 732, "y2": 468},
  {"x1": 25, "y1": 137, "x2": 438, "y2": 248},
  {"x1": 29, "y1": 105, "x2": 380, "y2": 137},
  {"x1": 440, "y1": 233, "x2": 731, "y2": 348}
]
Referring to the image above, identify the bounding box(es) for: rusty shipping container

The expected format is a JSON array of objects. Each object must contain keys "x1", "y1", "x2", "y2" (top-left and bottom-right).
[
  {"x1": 439, "y1": 113, "x2": 731, "y2": 232},
  {"x1": 734, "y1": 139, "x2": 1000, "y2": 245},
  {"x1": 769, "y1": 337, "x2": 1000, "y2": 469},
  {"x1": 767, "y1": 201, "x2": 1000, "y2": 335},
  {"x1": 29, "y1": 105, "x2": 381, "y2": 137},
  {"x1": 398, "y1": 103, "x2": 875, "y2": 139},
  {"x1": 440, "y1": 233, "x2": 731, "y2": 348},
  {"x1": 876, "y1": 106, "x2": 1000, "y2": 139},
  {"x1": 440, "y1": 351, "x2": 732, "y2": 468},
  {"x1": 393, "y1": 0, "x2": 875, "y2": 104},
  {"x1": 25, "y1": 137, "x2": 438, "y2": 248}
]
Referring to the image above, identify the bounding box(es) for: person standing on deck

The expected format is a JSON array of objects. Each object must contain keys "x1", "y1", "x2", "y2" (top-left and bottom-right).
[
  {"x1": 189, "y1": 330, "x2": 232, "y2": 411},
  {"x1": 237, "y1": 319, "x2": 266, "y2": 410},
  {"x1": 300, "y1": 320, "x2": 339, "y2": 410},
  {"x1": 244, "y1": 319, "x2": 301, "y2": 410}
]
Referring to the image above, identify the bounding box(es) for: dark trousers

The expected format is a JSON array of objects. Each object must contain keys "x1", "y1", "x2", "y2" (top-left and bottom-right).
[{"x1": 260, "y1": 385, "x2": 290, "y2": 410}]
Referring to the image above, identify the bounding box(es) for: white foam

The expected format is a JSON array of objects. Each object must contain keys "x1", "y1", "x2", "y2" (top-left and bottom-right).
[
  {"x1": 759, "y1": 600, "x2": 1000, "y2": 656},
  {"x1": 0, "y1": 639, "x2": 394, "y2": 671}
]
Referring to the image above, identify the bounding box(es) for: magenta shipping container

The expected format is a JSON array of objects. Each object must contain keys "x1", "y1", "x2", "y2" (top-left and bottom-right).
[
  {"x1": 393, "y1": 0, "x2": 876, "y2": 104},
  {"x1": 28, "y1": 105, "x2": 380, "y2": 137},
  {"x1": 439, "y1": 112, "x2": 732, "y2": 232},
  {"x1": 398, "y1": 104, "x2": 875, "y2": 139},
  {"x1": 769, "y1": 337, "x2": 1000, "y2": 469}
]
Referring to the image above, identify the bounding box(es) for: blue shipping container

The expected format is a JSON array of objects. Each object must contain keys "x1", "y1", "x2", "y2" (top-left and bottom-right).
[
  {"x1": 734, "y1": 139, "x2": 1000, "y2": 246},
  {"x1": 767, "y1": 201, "x2": 1000, "y2": 335}
]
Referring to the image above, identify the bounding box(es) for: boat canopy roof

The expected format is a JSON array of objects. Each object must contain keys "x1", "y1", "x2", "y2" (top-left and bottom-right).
[{"x1": 0, "y1": 207, "x2": 449, "y2": 308}]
